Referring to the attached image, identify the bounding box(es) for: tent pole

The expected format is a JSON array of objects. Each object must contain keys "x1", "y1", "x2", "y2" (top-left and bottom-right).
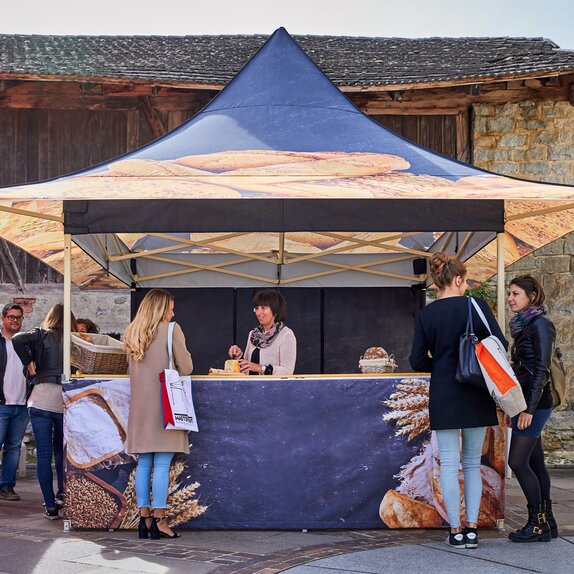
[
  {"x1": 63, "y1": 234, "x2": 72, "y2": 380},
  {"x1": 497, "y1": 232, "x2": 512, "y2": 480},
  {"x1": 496, "y1": 233, "x2": 505, "y2": 327}
]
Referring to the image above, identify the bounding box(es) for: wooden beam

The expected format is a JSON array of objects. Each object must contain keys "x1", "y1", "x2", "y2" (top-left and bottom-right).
[
  {"x1": 506, "y1": 202, "x2": 574, "y2": 222},
  {"x1": 0, "y1": 238, "x2": 25, "y2": 292},
  {"x1": 456, "y1": 109, "x2": 471, "y2": 163},
  {"x1": 140, "y1": 96, "x2": 166, "y2": 138},
  {"x1": 0, "y1": 204, "x2": 62, "y2": 222}
]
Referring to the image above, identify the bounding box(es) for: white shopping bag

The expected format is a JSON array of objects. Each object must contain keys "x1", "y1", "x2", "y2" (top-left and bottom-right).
[{"x1": 160, "y1": 368, "x2": 198, "y2": 432}]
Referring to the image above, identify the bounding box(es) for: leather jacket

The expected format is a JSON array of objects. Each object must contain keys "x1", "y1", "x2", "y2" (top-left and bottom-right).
[
  {"x1": 12, "y1": 328, "x2": 63, "y2": 385},
  {"x1": 511, "y1": 315, "x2": 555, "y2": 413}
]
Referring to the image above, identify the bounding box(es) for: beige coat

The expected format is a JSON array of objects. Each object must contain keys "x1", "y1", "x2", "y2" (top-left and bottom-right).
[{"x1": 127, "y1": 322, "x2": 193, "y2": 454}]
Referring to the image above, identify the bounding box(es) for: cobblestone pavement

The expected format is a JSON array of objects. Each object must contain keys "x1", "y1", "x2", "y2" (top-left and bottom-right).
[{"x1": 1, "y1": 468, "x2": 572, "y2": 574}]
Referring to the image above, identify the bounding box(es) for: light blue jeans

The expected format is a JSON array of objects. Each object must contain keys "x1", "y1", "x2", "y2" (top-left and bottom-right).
[
  {"x1": 135, "y1": 452, "x2": 174, "y2": 509},
  {"x1": 435, "y1": 427, "x2": 487, "y2": 529}
]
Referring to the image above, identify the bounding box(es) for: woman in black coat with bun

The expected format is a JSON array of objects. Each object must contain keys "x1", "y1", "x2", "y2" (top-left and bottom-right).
[{"x1": 410, "y1": 252, "x2": 506, "y2": 549}]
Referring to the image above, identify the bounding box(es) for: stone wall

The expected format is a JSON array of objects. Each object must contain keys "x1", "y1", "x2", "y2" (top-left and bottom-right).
[
  {"x1": 473, "y1": 101, "x2": 574, "y2": 183},
  {"x1": 473, "y1": 101, "x2": 574, "y2": 463},
  {"x1": 0, "y1": 283, "x2": 131, "y2": 337}
]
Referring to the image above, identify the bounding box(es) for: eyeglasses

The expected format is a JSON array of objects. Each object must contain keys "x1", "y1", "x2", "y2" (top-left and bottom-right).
[{"x1": 4, "y1": 315, "x2": 23, "y2": 322}]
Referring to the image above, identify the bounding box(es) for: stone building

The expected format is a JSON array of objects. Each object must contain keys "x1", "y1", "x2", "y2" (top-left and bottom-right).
[{"x1": 0, "y1": 33, "x2": 573, "y2": 459}]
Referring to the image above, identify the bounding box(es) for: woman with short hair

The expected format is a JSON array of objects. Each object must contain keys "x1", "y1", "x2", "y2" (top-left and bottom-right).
[{"x1": 228, "y1": 289, "x2": 296, "y2": 375}]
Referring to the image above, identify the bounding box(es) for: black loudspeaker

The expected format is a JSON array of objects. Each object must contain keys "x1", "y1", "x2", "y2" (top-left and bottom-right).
[{"x1": 413, "y1": 258, "x2": 427, "y2": 275}]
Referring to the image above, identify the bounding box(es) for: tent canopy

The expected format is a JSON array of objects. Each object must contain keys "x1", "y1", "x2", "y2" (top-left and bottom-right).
[{"x1": 1, "y1": 28, "x2": 574, "y2": 289}]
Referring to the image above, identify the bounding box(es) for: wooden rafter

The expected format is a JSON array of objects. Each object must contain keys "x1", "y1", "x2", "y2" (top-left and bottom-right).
[
  {"x1": 506, "y1": 202, "x2": 574, "y2": 222},
  {"x1": 281, "y1": 255, "x2": 418, "y2": 285},
  {"x1": 135, "y1": 254, "x2": 277, "y2": 284},
  {"x1": 285, "y1": 232, "x2": 427, "y2": 264},
  {"x1": 0, "y1": 238, "x2": 25, "y2": 292},
  {"x1": 108, "y1": 232, "x2": 252, "y2": 262},
  {"x1": 0, "y1": 204, "x2": 62, "y2": 222},
  {"x1": 140, "y1": 96, "x2": 166, "y2": 138}
]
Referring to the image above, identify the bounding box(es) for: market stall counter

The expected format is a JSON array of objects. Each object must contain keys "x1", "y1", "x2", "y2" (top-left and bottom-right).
[{"x1": 62, "y1": 374, "x2": 505, "y2": 530}]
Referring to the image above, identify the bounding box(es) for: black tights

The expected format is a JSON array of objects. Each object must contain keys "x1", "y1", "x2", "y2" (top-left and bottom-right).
[{"x1": 507, "y1": 435, "x2": 551, "y2": 506}]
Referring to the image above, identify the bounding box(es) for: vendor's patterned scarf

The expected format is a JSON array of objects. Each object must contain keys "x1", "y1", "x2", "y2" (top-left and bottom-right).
[
  {"x1": 250, "y1": 321, "x2": 284, "y2": 349},
  {"x1": 509, "y1": 306, "x2": 546, "y2": 338}
]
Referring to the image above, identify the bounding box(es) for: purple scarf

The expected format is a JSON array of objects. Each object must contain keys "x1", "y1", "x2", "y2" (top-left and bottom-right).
[{"x1": 509, "y1": 306, "x2": 546, "y2": 338}]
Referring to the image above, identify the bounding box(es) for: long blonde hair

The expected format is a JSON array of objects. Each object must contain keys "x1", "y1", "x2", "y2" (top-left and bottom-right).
[{"x1": 124, "y1": 289, "x2": 174, "y2": 361}]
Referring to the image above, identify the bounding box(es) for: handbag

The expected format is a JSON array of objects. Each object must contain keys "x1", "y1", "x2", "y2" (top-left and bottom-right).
[
  {"x1": 455, "y1": 297, "x2": 486, "y2": 389},
  {"x1": 159, "y1": 323, "x2": 198, "y2": 432},
  {"x1": 470, "y1": 298, "x2": 527, "y2": 418},
  {"x1": 550, "y1": 345, "x2": 567, "y2": 410}
]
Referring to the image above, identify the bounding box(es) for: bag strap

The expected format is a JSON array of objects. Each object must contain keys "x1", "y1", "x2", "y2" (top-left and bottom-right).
[
  {"x1": 167, "y1": 322, "x2": 175, "y2": 370},
  {"x1": 469, "y1": 297, "x2": 492, "y2": 336},
  {"x1": 465, "y1": 296, "x2": 475, "y2": 335}
]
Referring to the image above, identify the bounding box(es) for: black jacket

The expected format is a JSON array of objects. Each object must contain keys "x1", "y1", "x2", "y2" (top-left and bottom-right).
[
  {"x1": 12, "y1": 328, "x2": 63, "y2": 385},
  {"x1": 409, "y1": 296, "x2": 508, "y2": 430},
  {"x1": 511, "y1": 315, "x2": 555, "y2": 414}
]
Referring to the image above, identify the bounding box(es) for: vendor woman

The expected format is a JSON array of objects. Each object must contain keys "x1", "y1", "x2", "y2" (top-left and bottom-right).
[{"x1": 228, "y1": 290, "x2": 297, "y2": 375}]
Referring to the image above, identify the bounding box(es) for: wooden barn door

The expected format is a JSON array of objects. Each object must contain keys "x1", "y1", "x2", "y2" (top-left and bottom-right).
[{"x1": 371, "y1": 112, "x2": 471, "y2": 164}]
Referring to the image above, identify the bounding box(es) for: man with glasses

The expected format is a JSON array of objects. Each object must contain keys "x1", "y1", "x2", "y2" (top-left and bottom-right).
[{"x1": 0, "y1": 304, "x2": 28, "y2": 501}]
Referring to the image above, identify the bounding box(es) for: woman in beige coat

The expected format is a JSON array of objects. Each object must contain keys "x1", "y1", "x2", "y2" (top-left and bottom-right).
[{"x1": 124, "y1": 289, "x2": 193, "y2": 540}]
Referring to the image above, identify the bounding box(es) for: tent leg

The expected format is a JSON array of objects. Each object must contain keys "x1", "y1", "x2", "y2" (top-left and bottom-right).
[
  {"x1": 63, "y1": 234, "x2": 72, "y2": 380},
  {"x1": 496, "y1": 233, "x2": 505, "y2": 327},
  {"x1": 497, "y1": 233, "x2": 512, "y2": 480}
]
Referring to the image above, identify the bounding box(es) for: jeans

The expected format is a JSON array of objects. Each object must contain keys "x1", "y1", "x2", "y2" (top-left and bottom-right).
[
  {"x1": 135, "y1": 452, "x2": 175, "y2": 509},
  {"x1": 0, "y1": 404, "x2": 29, "y2": 489},
  {"x1": 29, "y1": 407, "x2": 63, "y2": 508},
  {"x1": 435, "y1": 427, "x2": 487, "y2": 528}
]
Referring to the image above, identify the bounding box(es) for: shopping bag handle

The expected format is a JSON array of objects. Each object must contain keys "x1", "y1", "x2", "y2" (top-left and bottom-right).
[
  {"x1": 469, "y1": 297, "x2": 492, "y2": 336},
  {"x1": 167, "y1": 322, "x2": 176, "y2": 370}
]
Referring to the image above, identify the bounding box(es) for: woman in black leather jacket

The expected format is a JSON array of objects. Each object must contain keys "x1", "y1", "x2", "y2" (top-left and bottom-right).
[
  {"x1": 507, "y1": 275, "x2": 556, "y2": 543},
  {"x1": 13, "y1": 304, "x2": 77, "y2": 520}
]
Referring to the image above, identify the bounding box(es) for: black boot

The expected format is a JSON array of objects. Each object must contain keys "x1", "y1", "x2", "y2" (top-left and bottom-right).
[
  {"x1": 543, "y1": 499, "x2": 558, "y2": 539},
  {"x1": 508, "y1": 504, "x2": 551, "y2": 543}
]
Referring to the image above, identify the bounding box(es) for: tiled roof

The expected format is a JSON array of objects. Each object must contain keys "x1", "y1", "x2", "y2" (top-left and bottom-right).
[{"x1": 1, "y1": 34, "x2": 574, "y2": 87}]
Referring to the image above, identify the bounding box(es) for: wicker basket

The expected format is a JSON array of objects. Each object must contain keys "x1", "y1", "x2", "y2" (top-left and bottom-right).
[
  {"x1": 359, "y1": 356, "x2": 398, "y2": 374},
  {"x1": 71, "y1": 333, "x2": 128, "y2": 375}
]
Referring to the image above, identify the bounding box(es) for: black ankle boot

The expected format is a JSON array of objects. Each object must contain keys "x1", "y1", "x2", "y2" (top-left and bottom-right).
[
  {"x1": 138, "y1": 516, "x2": 151, "y2": 539},
  {"x1": 508, "y1": 504, "x2": 551, "y2": 543},
  {"x1": 543, "y1": 499, "x2": 558, "y2": 539}
]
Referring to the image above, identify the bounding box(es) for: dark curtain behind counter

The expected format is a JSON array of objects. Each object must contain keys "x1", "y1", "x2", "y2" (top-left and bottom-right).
[{"x1": 131, "y1": 287, "x2": 424, "y2": 375}]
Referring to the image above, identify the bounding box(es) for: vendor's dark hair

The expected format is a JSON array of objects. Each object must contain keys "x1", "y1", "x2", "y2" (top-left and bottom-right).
[
  {"x1": 509, "y1": 274, "x2": 545, "y2": 307},
  {"x1": 429, "y1": 252, "x2": 466, "y2": 290},
  {"x1": 252, "y1": 289, "x2": 287, "y2": 322}
]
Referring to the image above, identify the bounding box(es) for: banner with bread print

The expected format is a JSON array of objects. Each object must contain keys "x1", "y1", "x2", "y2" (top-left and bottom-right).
[{"x1": 63, "y1": 375, "x2": 503, "y2": 530}]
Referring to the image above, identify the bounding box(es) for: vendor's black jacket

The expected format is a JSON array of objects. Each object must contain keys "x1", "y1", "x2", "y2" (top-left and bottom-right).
[
  {"x1": 409, "y1": 296, "x2": 507, "y2": 430},
  {"x1": 12, "y1": 328, "x2": 63, "y2": 385},
  {"x1": 511, "y1": 315, "x2": 555, "y2": 414}
]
